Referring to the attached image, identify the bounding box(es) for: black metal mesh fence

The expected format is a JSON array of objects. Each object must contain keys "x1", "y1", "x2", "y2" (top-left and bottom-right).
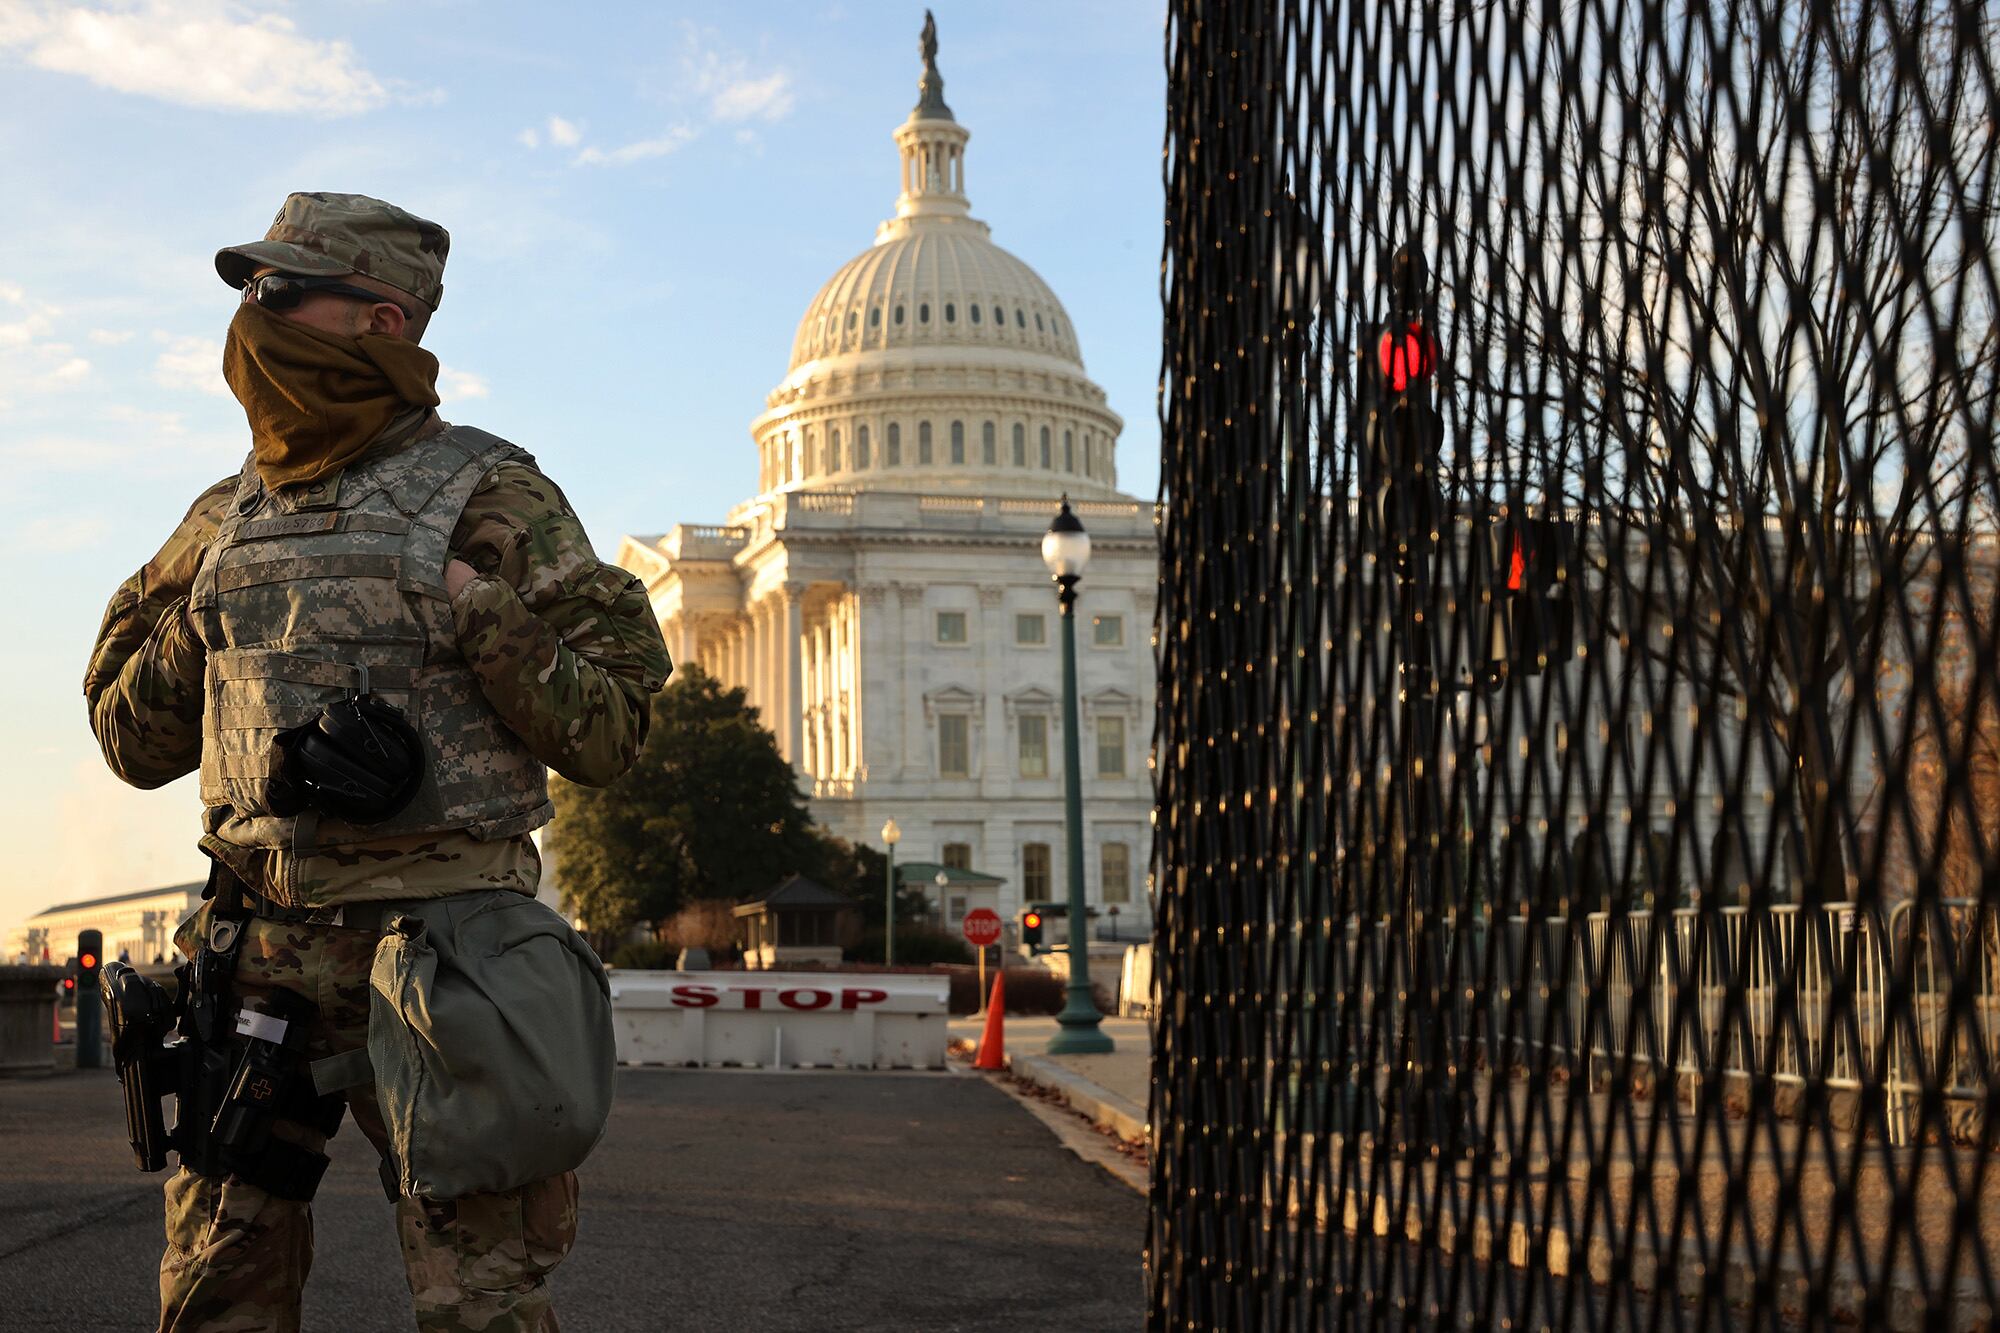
[{"x1": 1151, "y1": 0, "x2": 2000, "y2": 1327}]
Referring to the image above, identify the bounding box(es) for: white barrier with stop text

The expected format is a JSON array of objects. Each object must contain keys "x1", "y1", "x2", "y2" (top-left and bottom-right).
[{"x1": 608, "y1": 970, "x2": 951, "y2": 1070}]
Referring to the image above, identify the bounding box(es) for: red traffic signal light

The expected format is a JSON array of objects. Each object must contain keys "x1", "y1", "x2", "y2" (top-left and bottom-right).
[
  {"x1": 62, "y1": 976, "x2": 76, "y2": 993},
  {"x1": 1377, "y1": 320, "x2": 1437, "y2": 391},
  {"x1": 1023, "y1": 911, "x2": 1042, "y2": 929},
  {"x1": 1021, "y1": 910, "x2": 1045, "y2": 949},
  {"x1": 79, "y1": 953, "x2": 98, "y2": 971}
]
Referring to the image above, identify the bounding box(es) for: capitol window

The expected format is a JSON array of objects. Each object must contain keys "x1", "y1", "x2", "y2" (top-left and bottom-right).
[
  {"x1": 856, "y1": 424, "x2": 871, "y2": 468},
  {"x1": 847, "y1": 310, "x2": 857, "y2": 330},
  {"x1": 1023, "y1": 844, "x2": 1052, "y2": 899},
  {"x1": 895, "y1": 305, "x2": 906, "y2": 324},
  {"x1": 1065, "y1": 429, "x2": 1074, "y2": 472},
  {"x1": 993, "y1": 305, "x2": 1004, "y2": 326},
  {"x1": 970, "y1": 304, "x2": 981, "y2": 324},
  {"x1": 951, "y1": 421, "x2": 965, "y2": 464},
  {"x1": 919, "y1": 421, "x2": 933, "y2": 464},
  {"x1": 1015, "y1": 309, "x2": 1025, "y2": 328},
  {"x1": 920, "y1": 303, "x2": 931, "y2": 323},
  {"x1": 887, "y1": 422, "x2": 902, "y2": 465},
  {"x1": 869, "y1": 307, "x2": 881, "y2": 327},
  {"x1": 829, "y1": 428, "x2": 842, "y2": 471},
  {"x1": 1039, "y1": 426, "x2": 1052, "y2": 469},
  {"x1": 935, "y1": 610, "x2": 968, "y2": 644},
  {"x1": 945, "y1": 302, "x2": 956, "y2": 323},
  {"x1": 937, "y1": 715, "x2": 971, "y2": 778},
  {"x1": 1101, "y1": 843, "x2": 1132, "y2": 904},
  {"x1": 1035, "y1": 312, "x2": 1044, "y2": 331},
  {"x1": 1093, "y1": 614, "x2": 1125, "y2": 648},
  {"x1": 1015, "y1": 613, "x2": 1046, "y2": 646},
  {"x1": 1096, "y1": 716, "x2": 1126, "y2": 778},
  {"x1": 1018, "y1": 715, "x2": 1049, "y2": 778},
  {"x1": 1012, "y1": 423, "x2": 1026, "y2": 466},
  {"x1": 982, "y1": 421, "x2": 996, "y2": 464}
]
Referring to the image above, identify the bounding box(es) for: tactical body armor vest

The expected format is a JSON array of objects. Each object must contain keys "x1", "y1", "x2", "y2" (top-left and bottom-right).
[{"x1": 189, "y1": 424, "x2": 554, "y2": 865}]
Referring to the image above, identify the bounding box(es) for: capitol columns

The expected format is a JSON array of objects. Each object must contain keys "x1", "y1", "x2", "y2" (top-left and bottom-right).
[
  {"x1": 782, "y1": 580, "x2": 807, "y2": 770},
  {"x1": 855, "y1": 582, "x2": 888, "y2": 782}
]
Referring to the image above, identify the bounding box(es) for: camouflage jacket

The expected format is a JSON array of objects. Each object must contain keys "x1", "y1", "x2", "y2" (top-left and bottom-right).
[{"x1": 84, "y1": 420, "x2": 672, "y2": 907}]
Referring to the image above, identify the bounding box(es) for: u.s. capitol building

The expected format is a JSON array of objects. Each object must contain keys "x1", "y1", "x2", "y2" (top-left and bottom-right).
[{"x1": 618, "y1": 31, "x2": 1155, "y2": 938}]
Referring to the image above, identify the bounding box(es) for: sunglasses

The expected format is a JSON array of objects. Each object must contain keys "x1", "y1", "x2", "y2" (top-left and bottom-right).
[{"x1": 241, "y1": 273, "x2": 405, "y2": 313}]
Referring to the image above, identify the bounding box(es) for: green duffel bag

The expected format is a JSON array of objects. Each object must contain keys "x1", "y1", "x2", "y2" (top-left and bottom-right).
[{"x1": 366, "y1": 890, "x2": 615, "y2": 1200}]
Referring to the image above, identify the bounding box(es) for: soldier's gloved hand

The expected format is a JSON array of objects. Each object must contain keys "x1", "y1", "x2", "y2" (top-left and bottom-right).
[{"x1": 443, "y1": 559, "x2": 480, "y2": 600}]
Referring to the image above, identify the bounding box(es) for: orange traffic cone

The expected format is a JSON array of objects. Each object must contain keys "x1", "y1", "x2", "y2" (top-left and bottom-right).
[{"x1": 974, "y1": 970, "x2": 1007, "y2": 1070}]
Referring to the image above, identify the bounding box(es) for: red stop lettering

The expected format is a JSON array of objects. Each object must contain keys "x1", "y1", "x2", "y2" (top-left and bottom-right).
[
  {"x1": 780, "y1": 989, "x2": 833, "y2": 1010},
  {"x1": 671, "y1": 983, "x2": 719, "y2": 1008},
  {"x1": 738, "y1": 987, "x2": 774, "y2": 1010},
  {"x1": 840, "y1": 988, "x2": 888, "y2": 1010}
]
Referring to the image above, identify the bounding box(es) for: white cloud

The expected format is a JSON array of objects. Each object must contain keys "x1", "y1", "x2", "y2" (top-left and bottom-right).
[
  {"x1": 19, "y1": 512, "x2": 112, "y2": 552},
  {"x1": 0, "y1": 0, "x2": 401, "y2": 115},
  {"x1": 0, "y1": 282, "x2": 88, "y2": 404},
  {"x1": 574, "y1": 126, "x2": 696, "y2": 168},
  {"x1": 87, "y1": 328, "x2": 134, "y2": 345},
  {"x1": 708, "y1": 71, "x2": 792, "y2": 124},
  {"x1": 681, "y1": 25, "x2": 794, "y2": 124},
  {"x1": 152, "y1": 333, "x2": 227, "y2": 395},
  {"x1": 516, "y1": 126, "x2": 540, "y2": 149},
  {"x1": 544, "y1": 27, "x2": 791, "y2": 169},
  {"x1": 439, "y1": 367, "x2": 489, "y2": 400}
]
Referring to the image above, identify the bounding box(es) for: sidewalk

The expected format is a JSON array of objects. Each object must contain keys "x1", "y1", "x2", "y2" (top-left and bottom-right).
[{"x1": 950, "y1": 1012, "x2": 1152, "y2": 1145}]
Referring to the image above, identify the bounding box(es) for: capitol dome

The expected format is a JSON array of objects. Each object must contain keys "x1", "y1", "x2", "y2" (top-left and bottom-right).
[{"x1": 748, "y1": 28, "x2": 1124, "y2": 501}]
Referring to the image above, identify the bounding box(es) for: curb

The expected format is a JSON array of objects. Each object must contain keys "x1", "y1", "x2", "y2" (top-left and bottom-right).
[{"x1": 1009, "y1": 1052, "x2": 1148, "y2": 1145}]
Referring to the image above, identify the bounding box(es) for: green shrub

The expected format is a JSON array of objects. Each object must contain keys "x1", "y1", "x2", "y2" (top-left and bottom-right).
[
  {"x1": 850, "y1": 926, "x2": 972, "y2": 966},
  {"x1": 608, "y1": 939, "x2": 678, "y2": 970}
]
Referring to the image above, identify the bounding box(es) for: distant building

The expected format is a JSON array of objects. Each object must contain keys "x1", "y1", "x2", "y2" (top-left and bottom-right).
[
  {"x1": 619, "y1": 27, "x2": 1155, "y2": 940},
  {"x1": 9, "y1": 883, "x2": 203, "y2": 966}
]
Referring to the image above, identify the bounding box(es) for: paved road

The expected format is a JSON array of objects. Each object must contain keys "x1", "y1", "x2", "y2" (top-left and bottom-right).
[{"x1": 0, "y1": 1067, "x2": 1143, "y2": 1332}]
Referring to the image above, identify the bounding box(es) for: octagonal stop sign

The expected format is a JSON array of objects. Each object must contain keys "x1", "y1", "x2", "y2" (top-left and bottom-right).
[{"x1": 961, "y1": 909, "x2": 1002, "y2": 948}]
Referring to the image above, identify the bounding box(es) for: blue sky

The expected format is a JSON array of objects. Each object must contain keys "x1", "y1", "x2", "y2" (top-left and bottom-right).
[{"x1": 0, "y1": 0, "x2": 1165, "y2": 939}]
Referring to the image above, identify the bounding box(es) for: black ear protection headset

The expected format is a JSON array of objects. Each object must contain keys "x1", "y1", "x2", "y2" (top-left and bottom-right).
[{"x1": 268, "y1": 667, "x2": 425, "y2": 825}]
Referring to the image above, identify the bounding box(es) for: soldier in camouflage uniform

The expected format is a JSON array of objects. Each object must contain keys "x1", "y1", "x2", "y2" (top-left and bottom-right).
[{"x1": 84, "y1": 192, "x2": 672, "y2": 1333}]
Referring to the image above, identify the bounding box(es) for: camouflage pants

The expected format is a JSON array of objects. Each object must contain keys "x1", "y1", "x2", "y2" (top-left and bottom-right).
[{"x1": 159, "y1": 908, "x2": 577, "y2": 1333}]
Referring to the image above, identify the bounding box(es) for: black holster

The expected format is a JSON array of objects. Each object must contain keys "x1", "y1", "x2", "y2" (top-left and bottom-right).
[{"x1": 104, "y1": 863, "x2": 346, "y2": 1201}]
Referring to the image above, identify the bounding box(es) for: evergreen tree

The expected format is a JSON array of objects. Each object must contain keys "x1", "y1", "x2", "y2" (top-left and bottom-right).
[{"x1": 549, "y1": 664, "x2": 823, "y2": 934}]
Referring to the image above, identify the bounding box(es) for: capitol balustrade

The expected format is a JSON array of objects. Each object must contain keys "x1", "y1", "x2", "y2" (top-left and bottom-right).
[
  {"x1": 722, "y1": 488, "x2": 1149, "y2": 546},
  {"x1": 663, "y1": 524, "x2": 751, "y2": 561}
]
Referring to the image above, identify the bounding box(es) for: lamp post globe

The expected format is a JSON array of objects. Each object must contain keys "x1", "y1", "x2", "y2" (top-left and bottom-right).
[
  {"x1": 1044, "y1": 497, "x2": 1114, "y2": 1055},
  {"x1": 881, "y1": 818, "x2": 901, "y2": 968}
]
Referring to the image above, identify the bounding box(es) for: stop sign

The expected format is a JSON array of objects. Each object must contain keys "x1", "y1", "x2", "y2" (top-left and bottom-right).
[{"x1": 961, "y1": 909, "x2": 1002, "y2": 948}]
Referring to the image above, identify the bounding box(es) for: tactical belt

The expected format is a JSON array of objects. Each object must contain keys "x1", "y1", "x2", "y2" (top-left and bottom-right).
[{"x1": 244, "y1": 895, "x2": 392, "y2": 934}]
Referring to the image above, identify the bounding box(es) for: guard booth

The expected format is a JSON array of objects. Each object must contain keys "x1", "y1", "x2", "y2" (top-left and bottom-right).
[
  {"x1": 896, "y1": 861, "x2": 1006, "y2": 936},
  {"x1": 734, "y1": 875, "x2": 858, "y2": 971}
]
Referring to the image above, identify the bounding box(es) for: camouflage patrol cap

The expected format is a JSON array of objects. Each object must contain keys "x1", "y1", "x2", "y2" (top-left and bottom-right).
[{"x1": 215, "y1": 192, "x2": 450, "y2": 310}]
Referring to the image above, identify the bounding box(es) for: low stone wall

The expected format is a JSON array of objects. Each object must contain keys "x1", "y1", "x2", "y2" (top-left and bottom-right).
[{"x1": 0, "y1": 965, "x2": 63, "y2": 1075}]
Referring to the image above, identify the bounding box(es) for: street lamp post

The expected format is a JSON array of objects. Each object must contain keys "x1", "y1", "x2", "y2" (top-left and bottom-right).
[
  {"x1": 935, "y1": 869, "x2": 951, "y2": 931},
  {"x1": 882, "y1": 817, "x2": 901, "y2": 968},
  {"x1": 1043, "y1": 497, "x2": 1115, "y2": 1055}
]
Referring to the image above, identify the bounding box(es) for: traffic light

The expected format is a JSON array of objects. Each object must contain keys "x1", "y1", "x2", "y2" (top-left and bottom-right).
[
  {"x1": 1021, "y1": 910, "x2": 1044, "y2": 951},
  {"x1": 1363, "y1": 247, "x2": 1442, "y2": 571},
  {"x1": 60, "y1": 959, "x2": 77, "y2": 1001},
  {"x1": 1494, "y1": 512, "x2": 1574, "y2": 674},
  {"x1": 75, "y1": 930, "x2": 103, "y2": 1069}
]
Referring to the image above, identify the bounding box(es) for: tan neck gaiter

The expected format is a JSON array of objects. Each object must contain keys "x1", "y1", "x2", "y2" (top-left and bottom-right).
[{"x1": 222, "y1": 302, "x2": 442, "y2": 490}]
